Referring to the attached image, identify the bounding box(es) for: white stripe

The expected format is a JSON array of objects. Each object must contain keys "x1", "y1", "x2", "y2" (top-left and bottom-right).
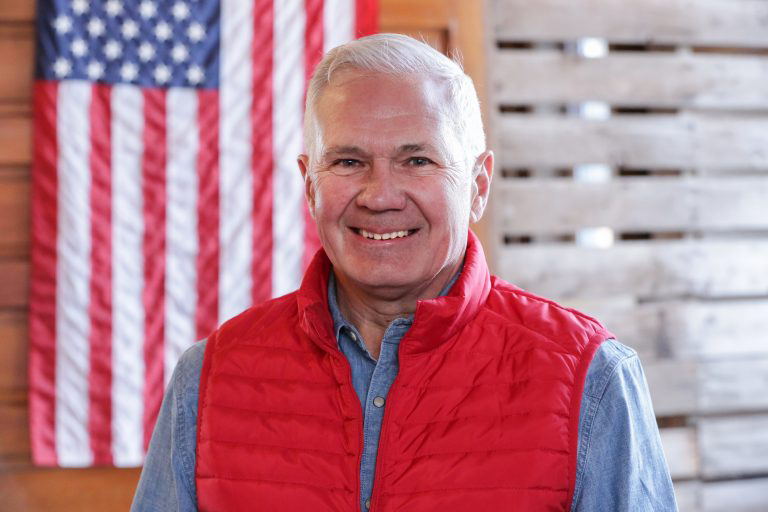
[
  {"x1": 272, "y1": 1, "x2": 307, "y2": 297},
  {"x1": 219, "y1": 0, "x2": 254, "y2": 320},
  {"x1": 55, "y1": 81, "x2": 93, "y2": 467},
  {"x1": 323, "y1": 0, "x2": 355, "y2": 53},
  {"x1": 110, "y1": 85, "x2": 145, "y2": 467},
  {"x1": 164, "y1": 89, "x2": 199, "y2": 385}
]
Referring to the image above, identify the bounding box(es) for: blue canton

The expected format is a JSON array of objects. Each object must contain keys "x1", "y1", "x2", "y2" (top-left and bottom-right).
[{"x1": 37, "y1": 0, "x2": 219, "y2": 88}]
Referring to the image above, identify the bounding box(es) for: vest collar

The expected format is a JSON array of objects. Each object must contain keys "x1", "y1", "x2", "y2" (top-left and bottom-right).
[{"x1": 297, "y1": 230, "x2": 492, "y2": 357}]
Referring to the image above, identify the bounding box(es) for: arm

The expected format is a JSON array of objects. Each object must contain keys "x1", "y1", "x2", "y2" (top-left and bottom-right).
[
  {"x1": 572, "y1": 340, "x2": 678, "y2": 512},
  {"x1": 131, "y1": 340, "x2": 207, "y2": 512}
]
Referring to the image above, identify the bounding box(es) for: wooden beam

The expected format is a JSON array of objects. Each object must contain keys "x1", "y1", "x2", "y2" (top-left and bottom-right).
[
  {"x1": 0, "y1": 25, "x2": 33, "y2": 103},
  {"x1": 491, "y1": 0, "x2": 768, "y2": 48},
  {"x1": 497, "y1": 239, "x2": 768, "y2": 300},
  {"x1": 492, "y1": 50, "x2": 768, "y2": 110},
  {"x1": 0, "y1": 116, "x2": 31, "y2": 167},
  {"x1": 0, "y1": 310, "x2": 26, "y2": 393},
  {"x1": 0, "y1": 168, "x2": 29, "y2": 257},
  {"x1": 495, "y1": 114, "x2": 768, "y2": 170},
  {"x1": 0, "y1": 259, "x2": 28, "y2": 308},
  {"x1": 495, "y1": 177, "x2": 768, "y2": 234}
]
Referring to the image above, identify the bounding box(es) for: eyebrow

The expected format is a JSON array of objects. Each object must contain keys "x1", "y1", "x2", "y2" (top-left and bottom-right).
[{"x1": 322, "y1": 146, "x2": 369, "y2": 159}]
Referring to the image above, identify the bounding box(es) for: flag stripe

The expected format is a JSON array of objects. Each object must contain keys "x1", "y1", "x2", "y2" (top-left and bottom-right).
[
  {"x1": 88, "y1": 83, "x2": 114, "y2": 465},
  {"x1": 195, "y1": 90, "x2": 220, "y2": 341},
  {"x1": 165, "y1": 89, "x2": 200, "y2": 385},
  {"x1": 356, "y1": 0, "x2": 378, "y2": 37},
  {"x1": 219, "y1": 0, "x2": 255, "y2": 321},
  {"x1": 252, "y1": 0, "x2": 275, "y2": 302},
  {"x1": 272, "y1": 0, "x2": 306, "y2": 296},
  {"x1": 56, "y1": 80, "x2": 93, "y2": 467},
  {"x1": 323, "y1": 0, "x2": 355, "y2": 53},
  {"x1": 141, "y1": 88, "x2": 168, "y2": 450},
  {"x1": 29, "y1": 81, "x2": 60, "y2": 466},
  {"x1": 111, "y1": 85, "x2": 146, "y2": 467}
]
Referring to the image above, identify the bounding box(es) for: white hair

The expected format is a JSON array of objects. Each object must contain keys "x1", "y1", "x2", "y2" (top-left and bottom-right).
[{"x1": 304, "y1": 33, "x2": 486, "y2": 164}]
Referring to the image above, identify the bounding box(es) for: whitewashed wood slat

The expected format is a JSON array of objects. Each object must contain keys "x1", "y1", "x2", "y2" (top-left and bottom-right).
[
  {"x1": 644, "y1": 359, "x2": 698, "y2": 417},
  {"x1": 700, "y1": 478, "x2": 768, "y2": 512},
  {"x1": 491, "y1": 0, "x2": 768, "y2": 47},
  {"x1": 497, "y1": 240, "x2": 768, "y2": 299},
  {"x1": 660, "y1": 427, "x2": 699, "y2": 480},
  {"x1": 673, "y1": 481, "x2": 700, "y2": 512},
  {"x1": 563, "y1": 299, "x2": 768, "y2": 360},
  {"x1": 492, "y1": 50, "x2": 768, "y2": 110},
  {"x1": 495, "y1": 177, "x2": 768, "y2": 234},
  {"x1": 699, "y1": 415, "x2": 768, "y2": 479},
  {"x1": 495, "y1": 115, "x2": 768, "y2": 170}
]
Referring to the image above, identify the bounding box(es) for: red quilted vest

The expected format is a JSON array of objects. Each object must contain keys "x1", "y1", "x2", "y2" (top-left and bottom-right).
[{"x1": 196, "y1": 232, "x2": 612, "y2": 511}]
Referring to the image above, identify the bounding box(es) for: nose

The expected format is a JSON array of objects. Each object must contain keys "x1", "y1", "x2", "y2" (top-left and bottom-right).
[{"x1": 355, "y1": 158, "x2": 407, "y2": 211}]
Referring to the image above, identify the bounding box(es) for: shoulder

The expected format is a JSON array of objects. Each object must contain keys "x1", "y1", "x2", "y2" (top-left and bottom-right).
[
  {"x1": 583, "y1": 339, "x2": 642, "y2": 401},
  {"x1": 211, "y1": 292, "x2": 300, "y2": 349}
]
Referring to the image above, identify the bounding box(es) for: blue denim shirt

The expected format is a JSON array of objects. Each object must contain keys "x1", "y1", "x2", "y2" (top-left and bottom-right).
[{"x1": 133, "y1": 275, "x2": 677, "y2": 511}]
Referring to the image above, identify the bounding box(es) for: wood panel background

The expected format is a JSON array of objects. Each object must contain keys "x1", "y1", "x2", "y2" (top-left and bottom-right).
[
  {"x1": 488, "y1": 0, "x2": 768, "y2": 509},
  {"x1": 0, "y1": 0, "x2": 488, "y2": 510}
]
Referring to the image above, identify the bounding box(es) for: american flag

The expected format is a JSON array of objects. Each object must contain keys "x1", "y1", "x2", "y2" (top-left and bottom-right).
[{"x1": 29, "y1": 0, "x2": 377, "y2": 467}]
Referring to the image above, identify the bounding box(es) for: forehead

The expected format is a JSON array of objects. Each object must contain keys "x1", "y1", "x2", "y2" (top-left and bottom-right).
[{"x1": 315, "y1": 70, "x2": 455, "y2": 150}]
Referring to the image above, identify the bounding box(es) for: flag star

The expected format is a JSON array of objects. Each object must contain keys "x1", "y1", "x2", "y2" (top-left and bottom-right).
[
  {"x1": 187, "y1": 22, "x2": 205, "y2": 43},
  {"x1": 186, "y1": 64, "x2": 204, "y2": 85},
  {"x1": 72, "y1": 0, "x2": 89, "y2": 15},
  {"x1": 52, "y1": 14, "x2": 72, "y2": 34},
  {"x1": 154, "y1": 64, "x2": 171, "y2": 84},
  {"x1": 104, "y1": 39, "x2": 122, "y2": 60},
  {"x1": 172, "y1": 1, "x2": 190, "y2": 21},
  {"x1": 171, "y1": 43, "x2": 188, "y2": 63},
  {"x1": 53, "y1": 57, "x2": 72, "y2": 77},
  {"x1": 104, "y1": 0, "x2": 123, "y2": 16},
  {"x1": 155, "y1": 21, "x2": 172, "y2": 41},
  {"x1": 139, "y1": 0, "x2": 157, "y2": 19},
  {"x1": 86, "y1": 17, "x2": 105, "y2": 37},
  {"x1": 138, "y1": 42, "x2": 155, "y2": 62},
  {"x1": 120, "y1": 61, "x2": 138, "y2": 81},
  {"x1": 86, "y1": 60, "x2": 104, "y2": 80},
  {"x1": 71, "y1": 38, "x2": 88, "y2": 57},
  {"x1": 121, "y1": 19, "x2": 139, "y2": 39}
]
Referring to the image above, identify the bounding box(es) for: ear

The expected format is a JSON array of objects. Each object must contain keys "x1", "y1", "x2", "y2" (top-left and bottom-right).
[
  {"x1": 469, "y1": 150, "x2": 494, "y2": 223},
  {"x1": 298, "y1": 154, "x2": 317, "y2": 218}
]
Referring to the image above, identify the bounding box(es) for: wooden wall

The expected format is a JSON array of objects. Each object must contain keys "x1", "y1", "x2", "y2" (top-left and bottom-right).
[
  {"x1": 487, "y1": 0, "x2": 768, "y2": 510},
  {"x1": 0, "y1": 0, "x2": 486, "y2": 510}
]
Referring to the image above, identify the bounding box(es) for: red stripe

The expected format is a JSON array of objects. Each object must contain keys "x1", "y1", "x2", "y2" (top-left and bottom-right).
[
  {"x1": 196, "y1": 90, "x2": 220, "y2": 340},
  {"x1": 87, "y1": 84, "x2": 113, "y2": 465},
  {"x1": 141, "y1": 88, "x2": 167, "y2": 450},
  {"x1": 302, "y1": 0, "x2": 325, "y2": 270},
  {"x1": 355, "y1": 0, "x2": 379, "y2": 37},
  {"x1": 251, "y1": 0, "x2": 274, "y2": 303},
  {"x1": 28, "y1": 81, "x2": 59, "y2": 466}
]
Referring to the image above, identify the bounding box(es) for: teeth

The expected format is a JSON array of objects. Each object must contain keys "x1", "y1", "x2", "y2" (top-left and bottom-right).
[{"x1": 359, "y1": 229, "x2": 411, "y2": 240}]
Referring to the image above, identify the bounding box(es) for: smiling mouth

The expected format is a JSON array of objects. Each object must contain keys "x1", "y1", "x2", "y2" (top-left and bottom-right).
[{"x1": 352, "y1": 228, "x2": 417, "y2": 240}]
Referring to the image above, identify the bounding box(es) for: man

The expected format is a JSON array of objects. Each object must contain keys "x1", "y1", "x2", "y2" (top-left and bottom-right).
[{"x1": 133, "y1": 34, "x2": 676, "y2": 511}]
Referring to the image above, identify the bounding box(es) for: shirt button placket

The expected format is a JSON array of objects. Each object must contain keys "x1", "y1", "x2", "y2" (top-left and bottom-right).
[{"x1": 372, "y1": 396, "x2": 385, "y2": 408}]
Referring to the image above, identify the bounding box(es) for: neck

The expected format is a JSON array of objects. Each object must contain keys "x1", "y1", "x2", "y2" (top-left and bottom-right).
[{"x1": 333, "y1": 261, "x2": 461, "y2": 359}]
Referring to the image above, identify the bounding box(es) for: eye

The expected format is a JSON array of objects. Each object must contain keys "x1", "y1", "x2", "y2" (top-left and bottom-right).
[
  {"x1": 332, "y1": 158, "x2": 362, "y2": 168},
  {"x1": 407, "y1": 157, "x2": 434, "y2": 166}
]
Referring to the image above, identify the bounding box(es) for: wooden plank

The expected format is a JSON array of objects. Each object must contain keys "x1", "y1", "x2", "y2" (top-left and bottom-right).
[
  {"x1": 492, "y1": 50, "x2": 768, "y2": 110},
  {"x1": 673, "y1": 481, "x2": 700, "y2": 511},
  {"x1": 496, "y1": 177, "x2": 768, "y2": 234},
  {"x1": 0, "y1": 400, "x2": 29, "y2": 459},
  {"x1": 568, "y1": 299, "x2": 768, "y2": 360},
  {"x1": 0, "y1": 310, "x2": 27, "y2": 393},
  {"x1": 497, "y1": 240, "x2": 768, "y2": 300},
  {"x1": 699, "y1": 358, "x2": 768, "y2": 415},
  {"x1": 0, "y1": 467, "x2": 141, "y2": 512},
  {"x1": 701, "y1": 478, "x2": 768, "y2": 512},
  {"x1": 491, "y1": 0, "x2": 768, "y2": 48},
  {"x1": 0, "y1": 25, "x2": 33, "y2": 102},
  {"x1": 699, "y1": 415, "x2": 768, "y2": 479},
  {"x1": 0, "y1": 115, "x2": 31, "y2": 166},
  {"x1": 660, "y1": 427, "x2": 699, "y2": 480},
  {"x1": 495, "y1": 114, "x2": 768, "y2": 170},
  {"x1": 0, "y1": 259, "x2": 29, "y2": 308},
  {"x1": 644, "y1": 360, "x2": 698, "y2": 417},
  {"x1": 0, "y1": 169, "x2": 30, "y2": 257},
  {"x1": 380, "y1": 0, "x2": 450, "y2": 29}
]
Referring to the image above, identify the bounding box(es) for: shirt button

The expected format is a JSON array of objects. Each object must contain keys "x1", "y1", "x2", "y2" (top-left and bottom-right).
[
  {"x1": 373, "y1": 396, "x2": 385, "y2": 408},
  {"x1": 365, "y1": 499, "x2": 371, "y2": 509},
  {"x1": 349, "y1": 331, "x2": 357, "y2": 342}
]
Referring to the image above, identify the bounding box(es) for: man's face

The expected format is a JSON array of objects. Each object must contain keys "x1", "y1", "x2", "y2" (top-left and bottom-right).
[{"x1": 299, "y1": 70, "x2": 491, "y2": 298}]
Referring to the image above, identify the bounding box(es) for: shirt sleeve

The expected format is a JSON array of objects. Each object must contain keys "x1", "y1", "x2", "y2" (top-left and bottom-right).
[
  {"x1": 571, "y1": 340, "x2": 678, "y2": 512},
  {"x1": 131, "y1": 340, "x2": 207, "y2": 512}
]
